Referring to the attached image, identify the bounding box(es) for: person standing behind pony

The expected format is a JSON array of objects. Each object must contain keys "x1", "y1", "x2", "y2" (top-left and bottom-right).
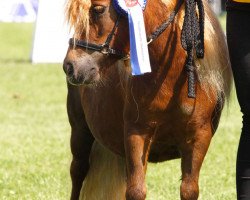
[{"x1": 226, "y1": 0, "x2": 250, "y2": 199}]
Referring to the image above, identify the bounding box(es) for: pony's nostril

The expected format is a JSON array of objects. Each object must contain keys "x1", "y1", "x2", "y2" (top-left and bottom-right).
[
  {"x1": 90, "y1": 67, "x2": 96, "y2": 72},
  {"x1": 64, "y1": 62, "x2": 74, "y2": 77}
]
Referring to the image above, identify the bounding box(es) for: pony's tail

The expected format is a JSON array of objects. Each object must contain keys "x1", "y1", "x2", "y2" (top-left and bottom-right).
[{"x1": 80, "y1": 141, "x2": 127, "y2": 200}]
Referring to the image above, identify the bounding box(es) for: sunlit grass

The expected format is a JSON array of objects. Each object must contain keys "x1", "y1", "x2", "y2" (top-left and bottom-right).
[
  {"x1": 0, "y1": 14, "x2": 241, "y2": 200},
  {"x1": 0, "y1": 23, "x2": 71, "y2": 199}
]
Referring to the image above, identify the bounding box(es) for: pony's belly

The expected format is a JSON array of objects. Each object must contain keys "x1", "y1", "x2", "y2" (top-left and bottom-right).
[
  {"x1": 147, "y1": 116, "x2": 188, "y2": 162},
  {"x1": 149, "y1": 144, "x2": 180, "y2": 162},
  {"x1": 149, "y1": 130, "x2": 181, "y2": 162}
]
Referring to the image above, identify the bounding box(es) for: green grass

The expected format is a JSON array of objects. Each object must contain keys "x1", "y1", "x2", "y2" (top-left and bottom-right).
[
  {"x1": 0, "y1": 17, "x2": 241, "y2": 200},
  {"x1": 0, "y1": 23, "x2": 71, "y2": 199}
]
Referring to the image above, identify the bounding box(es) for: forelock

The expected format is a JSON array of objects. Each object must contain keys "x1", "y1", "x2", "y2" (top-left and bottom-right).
[{"x1": 65, "y1": 0, "x2": 92, "y2": 37}]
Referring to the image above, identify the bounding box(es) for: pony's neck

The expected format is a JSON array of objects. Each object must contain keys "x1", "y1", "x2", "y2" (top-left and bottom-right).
[
  {"x1": 143, "y1": 0, "x2": 185, "y2": 75},
  {"x1": 144, "y1": 0, "x2": 178, "y2": 38}
]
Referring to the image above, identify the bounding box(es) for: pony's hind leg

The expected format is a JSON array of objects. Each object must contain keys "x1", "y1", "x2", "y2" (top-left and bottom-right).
[
  {"x1": 67, "y1": 83, "x2": 94, "y2": 200},
  {"x1": 179, "y1": 125, "x2": 213, "y2": 200}
]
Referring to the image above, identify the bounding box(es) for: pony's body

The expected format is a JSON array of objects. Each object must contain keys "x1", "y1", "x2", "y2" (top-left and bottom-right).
[
  {"x1": 64, "y1": 0, "x2": 232, "y2": 199},
  {"x1": 78, "y1": 61, "x2": 220, "y2": 162}
]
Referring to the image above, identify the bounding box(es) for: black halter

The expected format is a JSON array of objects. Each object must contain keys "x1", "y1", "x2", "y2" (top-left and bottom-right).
[{"x1": 68, "y1": 15, "x2": 127, "y2": 59}]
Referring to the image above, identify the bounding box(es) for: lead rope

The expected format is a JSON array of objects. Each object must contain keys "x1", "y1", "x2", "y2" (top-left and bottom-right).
[{"x1": 181, "y1": 0, "x2": 204, "y2": 98}]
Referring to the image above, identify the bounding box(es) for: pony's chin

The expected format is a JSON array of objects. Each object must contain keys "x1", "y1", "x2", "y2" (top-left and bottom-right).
[{"x1": 67, "y1": 74, "x2": 100, "y2": 86}]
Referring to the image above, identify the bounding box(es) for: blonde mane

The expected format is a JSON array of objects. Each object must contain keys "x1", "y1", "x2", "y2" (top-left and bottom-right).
[{"x1": 65, "y1": 0, "x2": 91, "y2": 37}]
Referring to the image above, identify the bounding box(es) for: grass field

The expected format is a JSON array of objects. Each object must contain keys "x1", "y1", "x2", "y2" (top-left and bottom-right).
[{"x1": 0, "y1": 15, "x2": 242, "y2": 200}]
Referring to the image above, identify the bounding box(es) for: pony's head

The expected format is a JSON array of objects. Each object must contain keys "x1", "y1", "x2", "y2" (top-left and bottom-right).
[{"x1": 63, "y1": 0, "x2": 129, "y2": 85}]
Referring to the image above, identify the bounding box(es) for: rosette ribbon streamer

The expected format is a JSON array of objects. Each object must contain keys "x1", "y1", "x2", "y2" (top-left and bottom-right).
[
  {"x1": 113, "y1": 0, "x2": 151, "y2": 75},
  {"x1": 127, "y1": 1, "x2": 151, "y2": 75}
]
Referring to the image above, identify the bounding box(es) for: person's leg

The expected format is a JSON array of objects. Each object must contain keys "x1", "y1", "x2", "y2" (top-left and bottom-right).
[{"x1": 227, "y1": 10, "x2": 250, "y2": 200}]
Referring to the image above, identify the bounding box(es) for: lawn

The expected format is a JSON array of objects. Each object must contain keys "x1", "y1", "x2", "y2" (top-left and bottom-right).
[
  {"x1": 0, "y1": 15, "x2": 241, "y2": 199},
  {"x1": 0, "y1": 23, "x2": 71, "y2": 199}
]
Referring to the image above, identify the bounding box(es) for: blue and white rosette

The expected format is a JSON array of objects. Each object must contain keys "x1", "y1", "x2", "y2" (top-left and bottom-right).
[
  {"x1": 113, "y1": 0, "x2": 151, "y2": 76},
  {"x1": 113, "y1": 0, "x2": 147, "y2": 17}
]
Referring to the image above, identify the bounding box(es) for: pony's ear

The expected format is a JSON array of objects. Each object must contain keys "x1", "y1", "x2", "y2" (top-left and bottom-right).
[{"x1": 65, "y1": 0, "x2": 91, "y2": 37}]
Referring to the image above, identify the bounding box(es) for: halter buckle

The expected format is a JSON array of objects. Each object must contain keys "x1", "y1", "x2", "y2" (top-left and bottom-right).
[{"x1": 101, "y1": 47, "x2": 110, "y2": 55}]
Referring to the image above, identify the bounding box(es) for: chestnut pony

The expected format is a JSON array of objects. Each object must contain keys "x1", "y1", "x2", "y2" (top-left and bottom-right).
[{"x1": 63, "y1": 0, "x2": 232, "y2": 199}]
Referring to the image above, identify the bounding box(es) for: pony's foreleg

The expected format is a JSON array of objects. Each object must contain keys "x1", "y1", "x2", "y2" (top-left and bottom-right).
[
  {"x1": 125, "y1": 132, "x2": 153, "y2": 200},
  {"x1": 67, "y1": 83, "x2": 94, "y2": 200},
  {"x1": 70, "y1": 127, "x2": 94, "y2": 200},
  {"x1": 179, "y1": 126, "x2": 213, "y2": 200}
]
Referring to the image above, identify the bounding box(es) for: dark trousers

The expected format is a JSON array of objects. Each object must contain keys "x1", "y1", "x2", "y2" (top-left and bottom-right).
[{"x1": 227, "y1": 9, "x2": 250, "y2": 200}]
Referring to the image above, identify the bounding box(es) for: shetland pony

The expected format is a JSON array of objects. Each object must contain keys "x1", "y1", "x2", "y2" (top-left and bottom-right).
[{"x1": 63, "y1": 0, "x2": 232, "y2": 199}]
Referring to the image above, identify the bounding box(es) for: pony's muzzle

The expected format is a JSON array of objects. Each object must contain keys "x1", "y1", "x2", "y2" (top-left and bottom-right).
[
  {"x1": 63, "y1": 62, "x2": 74, "y2": 77},
  {"x1": 63, "y1": 59, "x2": 100, "y2": 85}
]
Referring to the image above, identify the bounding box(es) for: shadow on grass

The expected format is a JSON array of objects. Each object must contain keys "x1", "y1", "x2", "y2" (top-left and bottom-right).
[{"x1": 0, "y1": 58, "x2": 31, "y2": 64}]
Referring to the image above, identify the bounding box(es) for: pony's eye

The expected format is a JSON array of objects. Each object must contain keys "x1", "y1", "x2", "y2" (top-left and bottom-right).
[{"x1": 92, "y1": 5, "x2": 106, "y2": 15}]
